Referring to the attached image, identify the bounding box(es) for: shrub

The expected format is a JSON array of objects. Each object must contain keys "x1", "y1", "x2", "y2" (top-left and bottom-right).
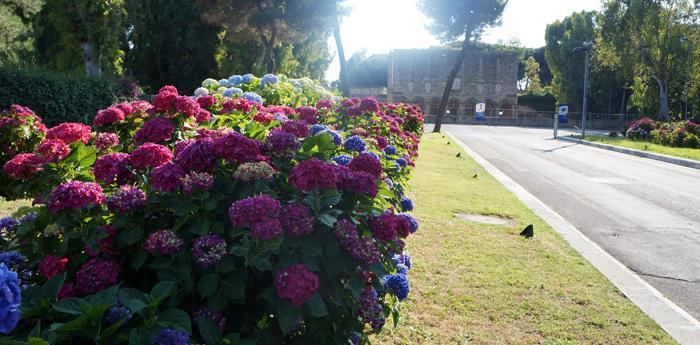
[
  {"x1": 683, "y1": 134, "x2": 699, "y2": 149},
  {"x1": 626, "y1": 117, "x2": 656, "y2": 140},
  {"x1": 517, "y1": 92, "x2": 556, "y2": 111},
  {"x1": 0, "y1": 75, "x2": 423, "y2": 345},
  {"x1": 0, "y1": 67, "x2": 116, "y2": 125}
]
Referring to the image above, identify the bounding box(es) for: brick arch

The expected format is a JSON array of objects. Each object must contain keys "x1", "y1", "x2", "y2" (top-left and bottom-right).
[
  {"x1": 499, "y1": 101, "x2": 515, "y2": 117},
  {"x1": 429, "y1": 98, "x2": 441, "y2": 116},
  {"x1": 463, "y1": 99, "x2": 477, "y2": 117},
  {"x1": 485, "y1": 99, "x2": 497, "y2": 117}
]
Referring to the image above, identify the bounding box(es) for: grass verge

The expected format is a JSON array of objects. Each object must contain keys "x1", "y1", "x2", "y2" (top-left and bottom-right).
[
  {"x1": 577, "y1": 135, "x2": 700, "y2": 162},
  {"x1": 372, "y1": 133, "x2": 676, "y2": 345}
]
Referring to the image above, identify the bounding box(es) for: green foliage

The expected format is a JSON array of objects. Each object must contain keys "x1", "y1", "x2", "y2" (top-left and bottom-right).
[
  {"x1": 0, "y1": 0, "x2": 43, "y2": 65},
  {"x1": 419, "y1": 0, "x2": 508, "y2": 43},
  {"x1": 124, "y1": 0, "x2": 221, "y2": 93},
  {"x1": 347, "y1": 51, "x2": 388, "y2": 88},
  {"x1": 34, "y1": 0, "x2": 126, "y2": 77},
  {"x1": 0, "y1": 67, "x2": 115, "y2": 125},
  {"x1": 517, "y1": 92, "x2": 556, "y2": 112},
  {"x1": 596, "y1": 0, "x2": 697, "y2": 119}
]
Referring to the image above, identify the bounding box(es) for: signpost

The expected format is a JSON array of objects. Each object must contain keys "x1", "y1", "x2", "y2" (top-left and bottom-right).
[
  {"x1": 554, "y1": 104, "x2": 569, "y2": 139},
  {"x1": 475, "y1": 102, "x2": 486, "y2": 121}
]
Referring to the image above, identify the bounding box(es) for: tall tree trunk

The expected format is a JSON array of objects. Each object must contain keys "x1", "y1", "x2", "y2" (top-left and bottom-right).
[
  {"x1": 433, "y1": 36, "x2": 470, "y2": 132},
  {"x1": 80, "y1": 42, "x2": 102, "y2": 77},
  {"x1": 653, "y1": 75, "x2": 670, "y2": 121},
  {"x1": 334, "y1": 17, "x2": 350, "y2": 97},
  {"x1": 264, "y1": 26, "x2": 277, "y2": 74}
]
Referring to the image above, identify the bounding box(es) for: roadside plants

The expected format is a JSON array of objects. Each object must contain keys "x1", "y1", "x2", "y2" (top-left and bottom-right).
[{"x1": 0, "y1": 75, "x2": 423, "y2": 345}]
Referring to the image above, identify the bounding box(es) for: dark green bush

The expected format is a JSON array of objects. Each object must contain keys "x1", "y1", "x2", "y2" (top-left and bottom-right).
[
  {"x1": 517, "y1": 92, "x2": 557, "y2": 111},
  {"x1": 0, "y1": 67, "x2": 116, "y2": 125}
]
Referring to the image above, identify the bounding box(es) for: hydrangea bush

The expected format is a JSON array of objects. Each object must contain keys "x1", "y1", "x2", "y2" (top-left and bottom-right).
[
  {"x1": 195, "y1": 73, "x2": 336, "y2": 109},
  {"x1": 0, "y1": 80, "x2": 423, "y2": 344}
]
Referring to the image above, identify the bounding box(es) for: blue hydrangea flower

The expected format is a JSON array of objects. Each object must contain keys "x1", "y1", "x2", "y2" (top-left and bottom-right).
[
  {"x1": 0, "y1": 252, "x2": 25, "y2": 269},
  {"x1": 400, "y1": 197, "x2": 414, "y2": 211},
  {"x1": 291, "y1": 79, "x2": 302, "y2": 91},
  {"x1": 384, "y1": 178, "x2": 394, "y2": 189},
  {"x1": 0, "y1": 217, "x2": 19, "y2": 233},
  {"x1": 393, "y1": 160, "x2": 401, "y2": 172},
  {"x1": 193, "y1": 87, "x2": 209, "y2": 97},
  {"x1": 309, "y1": 124, "x2": 328, "y2": 136},
  {"x1": 152, "y1": 328, "x2": 189, "y2": 345},
  {"x1": 392, "y1": 253, "x2": 412, "y2": 270},
  {"x1": 223, "y1": 87, "x2": 243, "y2": 98},
  {"x1": 218, "y1": 79, "x2": 230, "y2": 87},
  {"x1": 0, "y1": 263, "x2": 21, "y2": 334},
  {"x1": 398, "y1": 213, "x2": 419, "y2": 233},
  {"x1": 273, "y1": 113, "x2": 289, "y2": 122},
  {"x1": 362, "y1": 151, "x2": 380, "y2": 161},
  {"x1": 320, "y1": 129, "x2": 342, "y2": 146},
  {"x1": 260, "y1": 74, "x2": 279, "y2": 87},
  {"x1": 396, "y1": 157, "x2": 408, "y2": 167},
  {"x1": 331, "y1": 154, "x2": 352, "y2": 166},
  {"x1": 344, "y1": 135, "x2": 366, "y2": 152},
  {"x1": 241, "y1": 74, "x2": 254, "y2": 83},
  {"x1": 384, "y1": 145, "x2": 397, "y2": 155},
  {"x1": 228, "y1": 75, "x2": 243, "y2": 85},
  {"x1": 242, "y1": 92, "x2": 263, "y2": 104},
  {"x1": 384, "y1": 273, "x2": 410, "y2": 301},
  {"x1": 396, "y1": 264, "x2": 409, "y2": 275},
  {"x1": 105, "y1": 304, "x2": 133, "y2": 325},
  {"x1": 18, "y1": 213, "x2": 37, "y2": 224}
]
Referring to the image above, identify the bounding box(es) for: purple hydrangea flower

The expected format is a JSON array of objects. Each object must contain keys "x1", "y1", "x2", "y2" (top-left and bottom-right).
[
  {"x1": 192, "y1": 235, "x2": 227, "y2": 267},
  {"x1": 152, "y1": 328, "x2": 189, "y2": 345}
]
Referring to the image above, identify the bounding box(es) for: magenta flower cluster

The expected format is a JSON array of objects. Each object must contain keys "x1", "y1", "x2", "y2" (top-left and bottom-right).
[
  {"x1": 106, "y1": 185, "x2": 147, "y2": 213},
  {"x1": 274, "y1": 264, "x2": 319, "y2": 306},
  {"x1": 144, "y1": 230, "x2": 183, "y2": 255},
  {"x1": 229, "y1": 195, "x2": 282, "y2": 239},
  {"x1": 191, "y1": 235, "x2": 227, "y2": 267},
  {"x1": 48, "y1": 181, "x2": 105, "y2": 214}
]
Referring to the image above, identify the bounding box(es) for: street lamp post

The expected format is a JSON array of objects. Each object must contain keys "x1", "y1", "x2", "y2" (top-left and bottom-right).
[{"x1": 573, "y1": 41, "x2": 593, "y2": 138}]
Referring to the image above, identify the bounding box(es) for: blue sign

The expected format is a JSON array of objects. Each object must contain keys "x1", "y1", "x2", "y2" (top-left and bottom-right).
[
  {"x1": 558, "y1": 104, "x2": 569, "y2": 124},
  {"x1": 475, "y1": 103, "x2": 486, "y2": 121}
]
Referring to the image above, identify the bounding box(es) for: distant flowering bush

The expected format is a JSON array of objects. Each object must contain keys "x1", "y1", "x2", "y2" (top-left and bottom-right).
[
  {"x1": 0, "y1": 77, "x2": 423, "y2": 344},
  {"x1": 626, "y1": 117, "x2": 700, "y2": 149}
]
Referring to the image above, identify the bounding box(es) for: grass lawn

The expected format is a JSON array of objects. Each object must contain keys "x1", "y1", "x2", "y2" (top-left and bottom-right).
[
  {"x1": 372, "y1": 133, "x2": 676, "y2": 345},
  {"x1": 576, "y1": 135, "x2": 700, "y2": 162}
]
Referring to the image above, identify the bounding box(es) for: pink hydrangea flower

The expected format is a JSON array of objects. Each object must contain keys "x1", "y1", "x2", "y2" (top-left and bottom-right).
[
  {"x1": 133, "y1": 118, "x2": 176, "y2": 144},
  {"x1": 106, "y1": 185, "x2": 147, "y2": 213},
  {"x1": 228, "y1": 195, "x2": 281, "y2": 228},
  {"x1": 130, "y1": 143, "x2": 172, "y2": 170},
  {"x1": 349, "y1": 153, "x2": 382, "y2": 178},
  {"x1": 281, "y1": 203, "x2": 314, "y2": 237},
  {"x1": 34, "y1": 139, "x2": 71, "y2": 162},
  {"x1": 288, "y1": 158, "x2": 337, "y2": 191},
  {"x1": 46, "y1": 122, "x2": 91, "y2": 144},
  {"x1": 48, "y1": 181, "x2": 105, "y2": 214},
  {"x1": 3, "y1": 153, "x2": 44, "y2": 179},
  {"x1": 144, "y1": 229, "x2": 183, "y2": 254},
  {"x1": 150, "y1": 162, "x2": 186, "y2": 192},
  {"x1": 93, "y1": 153, "x2": 134, "y2": 185},
  {"x1": 275, "y1": 264, "x2": 319, "y2": 307},
  {"x1": 213, "y1": 132, "x2": 261, "y2": 164},
  {"x1": 175, "y1": 139, "x2": 216, "y2": 172},
  {"x1": 38, "y1": 255, "x2": 68, "y2": 279},
  {"x1": 370, "y1": 212, "x2": 397, "y2": 242},
  {"x1": 76, "y1": 259, "x2": 121, "y2": 294},
  {"x1": 94, "y1": 107, "x2": 126, "y2": 126},
  {"x1": 94, "y1": 132, "x2": 120, "y2": 150}
]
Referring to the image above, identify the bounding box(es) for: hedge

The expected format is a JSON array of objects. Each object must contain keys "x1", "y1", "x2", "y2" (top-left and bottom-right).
[
  {"x1": 517, "y1": 92, "x2": 557, "y2": 112},
  {"x1": 0, "y1": 67, "x2": 116, "y2": 125}
]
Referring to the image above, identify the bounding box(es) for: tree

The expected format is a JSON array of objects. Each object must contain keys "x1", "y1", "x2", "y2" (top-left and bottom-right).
[
  {"x1": 334, "y1": 14, "x2": 350, "y2": 96},
  {"x1": 35, "y1": 0, "x2": 126, "y2": 77},
  {"x1": 0, "y1": 0, "x2": 43, "y2": 65},
  {"x1": 523, "y1": 56, "x2": 541, "y2": 92},
  {"x1": 347, "y1": 51, "x2": 388, "y2": 88},
  {"x1": 419, "y1": 0, "x2": 508, "y2": 133},
  {"x1": 597, "y1": 0, "x2": 697, "y2": 120},
  {"x1": 125, "y1": 0, "x2": 221, "y2": 92},
  {"x1": 199, "y1": 0, "x2": 339, "y2": 74}
]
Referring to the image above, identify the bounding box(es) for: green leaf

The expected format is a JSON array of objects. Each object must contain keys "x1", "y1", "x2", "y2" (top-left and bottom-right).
[
  {"x1": 129, "y1": 328, "x2": 151, "y2": 345},
  {"x1": 52, "y1": 298, "x2": 88, "y2": 316},
  {"x1": 27, "y1": 338, "x2": 49, "y2": 345},
  {"x1": 316, "y1": 213, "x2": 337, "y2": 228},
  {"x1": 151, "y1": 281, "x2": 176, "y2": 301},
  {"x1": 41, "y1": 273, "x2": 66, "y2": 298},
  {"x1": 215, "y1": 256, "x2": 235, "y2": 273},
  {"x1": 157, "y1": 308, "x2": 192, "y2": 333},
  {"x1": 118, "y1": 228, "x2": 142, "y2": 246},
  {"x1": 131, "y1": 251, "x2": 148, "y2": 270},
  {"x1": 198, "y1": 318, "x2": 224, "y2": 345},
  {"x1": 207, "y1": 290, "x2": 228, "y2": 312},
  {"x1": 189, "y1": 218, "x2": 210, "y2": 235},
  {"x1": 198, "y1": 273, "x2": 219, "y2": 297},
  {"x1": 305, "y1": 293, "x2": 328, "y2": 317},
  {"x1": 277, "y1": 304, "x2": 302, "y2": 335},
  {"x1": 87, "y1": 286, "x2": 118, "y2": 306},
  {"x1": 221, "y1": 278, "x2": 245, "y2": 300},
  {"x1": 118, "y1": 288, "x2": 150, "y2": 314}
]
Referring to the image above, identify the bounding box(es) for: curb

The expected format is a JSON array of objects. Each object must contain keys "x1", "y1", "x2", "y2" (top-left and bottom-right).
[
  {"x1": 558, "y1": 136, "x2": 700, "y2": 170},
  {"x1": 447, "y1": 131, "x2": 700, "y2": 345}
]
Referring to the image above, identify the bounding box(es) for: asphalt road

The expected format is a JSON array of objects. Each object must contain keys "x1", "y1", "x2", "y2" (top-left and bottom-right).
[{"x1": 445, "y1": 125, "x2": 700, "y2": 320}]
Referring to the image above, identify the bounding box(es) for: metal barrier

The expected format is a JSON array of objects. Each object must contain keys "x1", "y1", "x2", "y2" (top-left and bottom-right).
[{"x1": 425, "y1": 110, "x2": 643, "y2": 131}]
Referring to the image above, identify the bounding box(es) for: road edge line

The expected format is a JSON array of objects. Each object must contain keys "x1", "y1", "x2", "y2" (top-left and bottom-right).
[
  {"x1": 557, "y1": 136, "x2": 700, "y2": 170},
  {"x1": 446, "y1": 131, "x2": 700, "y2": 345}
]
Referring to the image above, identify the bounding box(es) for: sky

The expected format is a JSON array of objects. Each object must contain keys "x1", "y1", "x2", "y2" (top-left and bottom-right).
[{"x1": 325, "y1": 0, "x2": 601, "y2": 81}]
